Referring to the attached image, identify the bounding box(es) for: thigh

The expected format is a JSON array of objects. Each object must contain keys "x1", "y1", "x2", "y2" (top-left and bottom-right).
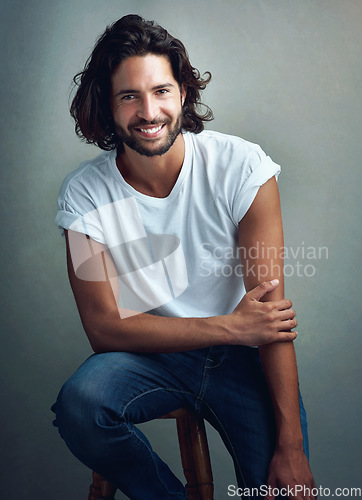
[{"x1": 54, "y1": 349, "x2": 206, "y2": 427}]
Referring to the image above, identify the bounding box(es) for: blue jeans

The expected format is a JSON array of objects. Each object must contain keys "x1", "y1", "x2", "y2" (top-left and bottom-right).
[{"x1": 52, "y1": 346, "x2": 309, "y2": 499}]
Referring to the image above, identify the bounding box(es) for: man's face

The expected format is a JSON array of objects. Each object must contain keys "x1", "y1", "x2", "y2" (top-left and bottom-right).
[{"x1": 110, "y1": 54, "x2": 186, "y2": 157}]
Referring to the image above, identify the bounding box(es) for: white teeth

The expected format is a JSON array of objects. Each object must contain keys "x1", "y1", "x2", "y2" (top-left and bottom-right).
[{"x1": 139, "y1": 125, "x2": 163, "y2": 134}]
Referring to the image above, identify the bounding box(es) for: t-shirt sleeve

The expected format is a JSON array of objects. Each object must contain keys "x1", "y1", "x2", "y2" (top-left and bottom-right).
[
  {"x1": 55, "y1": 176, "x2": 106, "y2": 244},
  {"x1": 231, "y1": 145, "x2": 281, "y2": 224}
]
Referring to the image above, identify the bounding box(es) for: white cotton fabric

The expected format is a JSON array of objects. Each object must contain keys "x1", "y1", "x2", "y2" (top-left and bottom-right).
[{"x1": 55, "y1": 130, "x2": 280, "y2": 318}]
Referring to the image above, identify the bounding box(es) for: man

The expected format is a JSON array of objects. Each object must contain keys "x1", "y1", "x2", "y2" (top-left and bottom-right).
[{"x1": 52, "y1": 14, "x2": 316, "y2": 499}]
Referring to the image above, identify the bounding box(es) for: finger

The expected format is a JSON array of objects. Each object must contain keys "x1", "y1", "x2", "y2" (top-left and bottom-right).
[
  {"x1": 273, "y1": 330, "x2": 298, "y2": 343},
  {"x1": 274, "y1": 298, "x2": 293, "y2": 311},
  {"x1": 282, "y1": 318, "x2": 298, "y2": 331},
  {"x1": 276, "y1": 317, "x2": 298, "y2": 331},
  {"x1": 279, "y1": 308, "x2": 296, "y2": 321},
  {"x1": 248, "y1": 279, "x2": 280, "y2": 302}
]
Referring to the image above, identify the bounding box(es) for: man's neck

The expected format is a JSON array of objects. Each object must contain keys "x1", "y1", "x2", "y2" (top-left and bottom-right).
[{"x1": 116, "y1": 133, "x2": 185, "y2": 198}]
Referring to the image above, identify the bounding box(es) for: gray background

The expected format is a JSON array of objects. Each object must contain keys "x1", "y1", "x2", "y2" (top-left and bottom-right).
[{"x1": 1, "y1": 0, "x2": 361, "y2": 498}]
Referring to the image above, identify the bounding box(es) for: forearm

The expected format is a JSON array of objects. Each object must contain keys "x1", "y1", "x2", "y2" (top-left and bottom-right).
[
  {"x1": 77, "y1": 282, "x2": 296, "y2": 354},
  {"x1": 259, "y1": 342, "x2": 303, "y2": 449},
  {"x1": 259, "y1": 342, "x2": 315, "y2": 495},
  {"x1": 88, "y1": 308, "x2": 225, "y2": 354}
]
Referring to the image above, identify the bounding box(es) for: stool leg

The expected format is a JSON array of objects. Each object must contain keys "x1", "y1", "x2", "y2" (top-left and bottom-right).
[
  {"x1": 176, "y1": 414, "x2": 214, "y2": 500},
  {"x1": 88, "y1": 471, "x2": 117, "y2": 500}
]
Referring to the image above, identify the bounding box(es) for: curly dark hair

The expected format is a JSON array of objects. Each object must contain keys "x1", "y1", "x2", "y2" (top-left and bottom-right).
[{"x1": 70, "y1": 14, "x2": 213, "y2": 151}]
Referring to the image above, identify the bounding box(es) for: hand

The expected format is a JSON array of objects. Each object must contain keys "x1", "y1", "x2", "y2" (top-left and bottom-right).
[
  {"x1": 266, "y1": 446, "x2": 317, "y2": 499},
  {"x1": 227, "y1": 279, "x2": 298, "y2": 346}
]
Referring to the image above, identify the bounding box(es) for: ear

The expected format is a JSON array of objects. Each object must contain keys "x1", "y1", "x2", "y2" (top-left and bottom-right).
[{"x1": 181, "y1": 84, "x2": 187, "y2": 106}]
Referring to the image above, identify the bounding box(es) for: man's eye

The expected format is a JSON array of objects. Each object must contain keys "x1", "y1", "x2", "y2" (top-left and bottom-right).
[
  {"x1": 156, "y1": 89, "x2": 169, "y2": 95},
  {"x1": 122, "y1": 95, "x2": 135, "y2": 101}
]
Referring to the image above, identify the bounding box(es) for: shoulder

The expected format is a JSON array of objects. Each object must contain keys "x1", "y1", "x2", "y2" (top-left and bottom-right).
[
  {"x1": 188, "y1": 129, "x2": 255, "y2": 148},
  {"x1": 186, "y1": 130, "x2": 272, "y2": 179},
  {"x1": 56, "y1": 149, "x2": 118, "y2": 223},
  {"x1": 185, "y1": 130, "x2": 281, "y2": 225},
  {"x1": 55, "y1": 149, "x2": 118, "y2": 239},
  {"x1": 59, "y1": 150, "x2": 115, "y2": 198},
  {"x1": 188, "y1": 130, "x2": 266, "y2": 164}
]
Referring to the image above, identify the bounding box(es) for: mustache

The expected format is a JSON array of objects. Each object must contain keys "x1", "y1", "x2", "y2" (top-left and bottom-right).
[{"x1": 129, "y1": 117, "x2": 171, "y2": 129}]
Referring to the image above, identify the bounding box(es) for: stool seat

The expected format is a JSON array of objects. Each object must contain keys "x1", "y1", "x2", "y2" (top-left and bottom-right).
[{"x1": 88, "y1": 408, "x2": 214, "y2": 499}]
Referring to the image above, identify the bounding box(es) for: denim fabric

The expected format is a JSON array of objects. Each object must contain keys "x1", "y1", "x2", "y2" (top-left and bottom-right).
[{"x1": 52, "y1": 346, "x2": 309, "y2": 499}]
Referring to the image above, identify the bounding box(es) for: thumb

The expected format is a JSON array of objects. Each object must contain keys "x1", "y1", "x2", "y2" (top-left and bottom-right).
[{"x1": 248, "y1": 279, "x2": 280, "y2": 302}]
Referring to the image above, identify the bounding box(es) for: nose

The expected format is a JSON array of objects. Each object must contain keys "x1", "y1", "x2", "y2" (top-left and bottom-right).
[{"x1": 137, "y1": 94, "x2": 159, "y2": 122}]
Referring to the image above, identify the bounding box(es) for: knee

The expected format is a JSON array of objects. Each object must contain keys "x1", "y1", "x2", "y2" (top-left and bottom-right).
[
  {"x1": 54, "y1": 359, "x2": 132, "y2": 425},
  {"x1": 53, "y1": 376, "x2": 91, "y2": 436},
  {"x1": 55, "y1": 366, "x2": 116, "y2": 436},
  {"x1": 53, "y1": 375, "x2": 115, "y2": 460}
]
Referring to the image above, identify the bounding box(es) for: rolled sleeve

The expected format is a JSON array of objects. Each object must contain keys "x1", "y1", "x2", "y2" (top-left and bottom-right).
[{"x1": 232, "y1": 148, "x2": 281, "y2": 224}]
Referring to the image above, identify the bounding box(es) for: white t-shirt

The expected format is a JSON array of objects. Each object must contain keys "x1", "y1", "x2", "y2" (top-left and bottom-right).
[{"x1": 56, "y1": 130, "x2": 280, "y2": 318}]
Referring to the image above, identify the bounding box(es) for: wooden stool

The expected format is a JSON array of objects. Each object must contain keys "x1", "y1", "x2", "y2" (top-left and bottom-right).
[{"x1": 88, "y1": 408, "x2": 214, "y2": 500}]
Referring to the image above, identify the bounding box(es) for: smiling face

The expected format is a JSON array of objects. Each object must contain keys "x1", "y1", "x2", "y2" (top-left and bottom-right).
[{"x1": 110, "y1": 54, "x2": 186, "y2": 157}]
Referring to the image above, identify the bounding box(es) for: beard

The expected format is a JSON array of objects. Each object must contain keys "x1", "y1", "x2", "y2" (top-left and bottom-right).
[{"x1": 115, "y1": 113, "x2": 183, "y2": 157}]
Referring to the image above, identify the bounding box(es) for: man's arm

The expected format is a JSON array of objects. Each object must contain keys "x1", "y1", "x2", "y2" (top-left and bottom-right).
[
  {"x1": 64, "y1": 228, "x2": 296, "y2": 354},
  {"x1": 238, "y1": 176, "x2": 316, "y2": 498}
]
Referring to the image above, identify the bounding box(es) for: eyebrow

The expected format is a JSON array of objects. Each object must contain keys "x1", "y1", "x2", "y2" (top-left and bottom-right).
[{"x1": 114, "y1": 82, "x2": 176, "y2": 97}]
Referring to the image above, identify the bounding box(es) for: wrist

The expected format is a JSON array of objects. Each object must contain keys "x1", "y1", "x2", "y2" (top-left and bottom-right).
[
  {"x1": 275, "y1": 427, "x2": 304, "y2": 452},
  {"x1": 207, "y1": 315, "x2": 234, "y2": 345}
]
